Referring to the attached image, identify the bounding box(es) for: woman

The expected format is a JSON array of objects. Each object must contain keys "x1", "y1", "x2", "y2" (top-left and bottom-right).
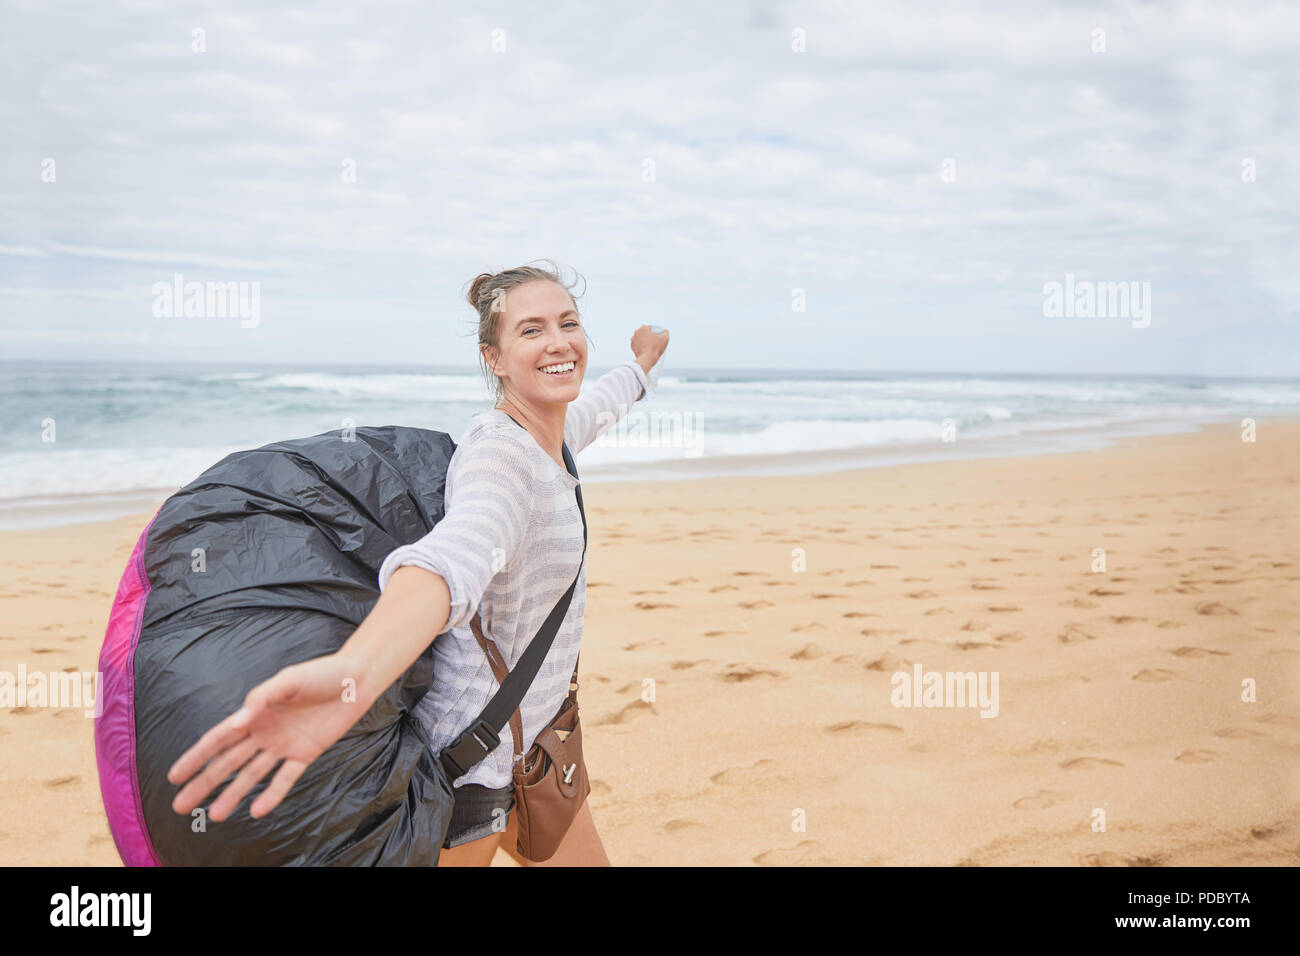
[{"x1": 166, "y1": 261, "x2": 669, "y2": 866}]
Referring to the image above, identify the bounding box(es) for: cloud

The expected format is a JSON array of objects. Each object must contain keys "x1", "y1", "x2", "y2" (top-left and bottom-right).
[{"x1": 1, "y1": 0, "x2": 1296, "y2": 375}]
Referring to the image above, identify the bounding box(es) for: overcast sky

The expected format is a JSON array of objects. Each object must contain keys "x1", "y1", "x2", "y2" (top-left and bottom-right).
[{"x1": 2, "y1": 0, "x2": 1296, "y2": 376}]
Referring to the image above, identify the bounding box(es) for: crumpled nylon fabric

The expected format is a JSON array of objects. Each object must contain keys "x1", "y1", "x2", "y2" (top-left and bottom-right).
[{"x1": 99, "y1": 425, "x2": 458, "y2": 866}]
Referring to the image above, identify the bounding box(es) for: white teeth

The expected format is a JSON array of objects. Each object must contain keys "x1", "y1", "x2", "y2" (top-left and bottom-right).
[{"x1": 540, "y1": 362, "x2": 574, "y2": 374}]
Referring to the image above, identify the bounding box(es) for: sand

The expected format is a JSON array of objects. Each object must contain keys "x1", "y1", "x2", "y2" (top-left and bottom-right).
[{"x1": 2, "y1": 420, "x2": 1297, "y2": 866}]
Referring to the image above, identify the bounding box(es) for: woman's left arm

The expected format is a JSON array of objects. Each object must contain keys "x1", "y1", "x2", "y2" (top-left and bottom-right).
[{"x1": 566, "y1": 325, "x2": 669, "y2": 454}]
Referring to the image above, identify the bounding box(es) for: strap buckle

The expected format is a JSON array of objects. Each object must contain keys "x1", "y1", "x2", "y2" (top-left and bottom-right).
[{"x1": 440, "y1": 719, "x2": 501, "y2": 779}]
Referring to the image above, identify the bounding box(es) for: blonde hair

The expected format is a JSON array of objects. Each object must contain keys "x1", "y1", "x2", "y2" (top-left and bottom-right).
[{"x1": 465, "y1": 258, "x2": 590, "y2": 403}]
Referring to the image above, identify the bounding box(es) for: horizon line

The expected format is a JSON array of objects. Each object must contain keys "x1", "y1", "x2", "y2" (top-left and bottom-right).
[{"x1": 1, "y1": 356, "x2": 1297, "y2": 383}]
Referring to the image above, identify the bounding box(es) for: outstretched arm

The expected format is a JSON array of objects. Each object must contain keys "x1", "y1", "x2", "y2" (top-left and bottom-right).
[
  {"x1": 167, "y1": 430, "x2": 536, "y2": 821},
  {"x1": 565, "y1": 325, "x2": 670, "y2": 454}
]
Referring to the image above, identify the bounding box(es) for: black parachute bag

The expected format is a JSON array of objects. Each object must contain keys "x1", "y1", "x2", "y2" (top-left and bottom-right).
[{"x1": 96, "y1": 425, "x2": 457, "y2": 866}]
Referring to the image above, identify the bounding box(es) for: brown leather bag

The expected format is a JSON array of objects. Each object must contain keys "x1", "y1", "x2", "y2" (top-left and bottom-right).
[{"x1": 469, "y1": 613, "x2": 590, "y2": 862}]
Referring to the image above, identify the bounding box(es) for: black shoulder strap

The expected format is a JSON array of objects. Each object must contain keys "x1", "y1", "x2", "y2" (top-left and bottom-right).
[{"x1": 438, "y1": 437, "x2": 586, "y2": 782}]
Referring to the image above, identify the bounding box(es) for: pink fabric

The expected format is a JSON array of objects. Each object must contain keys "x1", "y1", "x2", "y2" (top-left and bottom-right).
[{"x1": 94, "y1": 511, "x2": 162, "y2": 867}]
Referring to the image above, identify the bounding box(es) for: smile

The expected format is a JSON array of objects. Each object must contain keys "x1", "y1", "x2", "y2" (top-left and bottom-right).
[{"x1": 539, "y1": 361, "x2": 576, "y2": 376}]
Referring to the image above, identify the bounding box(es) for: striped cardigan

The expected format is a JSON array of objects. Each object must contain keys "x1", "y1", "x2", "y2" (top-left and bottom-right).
[{"x1": 377, "y1": 360, "x2": 651, "y2": 788}]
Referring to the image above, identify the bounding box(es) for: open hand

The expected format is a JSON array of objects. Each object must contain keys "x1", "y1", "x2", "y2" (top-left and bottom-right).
[{"x1": 167, "y1": 652, "x2": 373, "y2": 822}]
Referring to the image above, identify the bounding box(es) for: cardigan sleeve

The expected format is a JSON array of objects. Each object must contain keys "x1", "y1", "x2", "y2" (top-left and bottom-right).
[
  {"x1": 377, "y1": 429, "x2": 535, "y2": 633},
  {"x1": 564, "y1": 360, "x2": 653, "y2": 455}
]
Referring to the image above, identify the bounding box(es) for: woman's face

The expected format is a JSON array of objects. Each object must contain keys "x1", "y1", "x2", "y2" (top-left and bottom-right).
[{"x1": 487, "y1": 280, "x2": 587, "y2": 407}]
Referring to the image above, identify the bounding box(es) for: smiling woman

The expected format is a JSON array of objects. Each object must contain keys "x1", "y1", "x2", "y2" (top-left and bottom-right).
[{"x1": 160, "y1": 258, "x2": 670, "y2": 867}]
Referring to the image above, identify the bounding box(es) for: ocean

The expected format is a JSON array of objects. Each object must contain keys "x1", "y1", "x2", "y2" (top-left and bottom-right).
[{"x1": 3, "y1": 359, "x2": 1298, "y2": 530}]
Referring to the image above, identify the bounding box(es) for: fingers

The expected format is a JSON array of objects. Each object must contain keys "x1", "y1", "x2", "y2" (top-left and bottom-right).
[
  {"x1": 250, "y1": 759, "x2": 309, "y2": 819},
  {"x1": 209, "y1": 749, "x2": 283, "y2": 822},
  {"x1": 170, "y1": 735, "x2": 259, "y2": 816},
  {"x1": 166, "y1": 706, "x2": 252, "y2": 787}
]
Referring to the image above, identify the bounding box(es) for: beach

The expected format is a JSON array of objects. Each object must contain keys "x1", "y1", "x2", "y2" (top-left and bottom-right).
[{"x1": 2, "y1": 420, "x2": 1297, "y2": 866}]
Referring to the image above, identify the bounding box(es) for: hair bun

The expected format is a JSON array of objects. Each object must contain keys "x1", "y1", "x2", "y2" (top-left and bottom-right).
[{"x1": 466, "y1": 272, "x2": 495, "y2": 309}]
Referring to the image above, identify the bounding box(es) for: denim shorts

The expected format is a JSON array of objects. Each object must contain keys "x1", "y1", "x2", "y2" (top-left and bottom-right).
[{"x1": 442, "y1": 783, "x2": 515, "y2": 849}]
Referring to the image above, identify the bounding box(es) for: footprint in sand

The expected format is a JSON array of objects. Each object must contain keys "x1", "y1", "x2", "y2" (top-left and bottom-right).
[
  {"x1": 1012, "y1": 789, "x2": 1070, "y2": 810},
  {"x1": 710, "y1": 758, "x2": 780, "y2": 787},
  {"x1": 669, "y1": 659, "x2": 708, "y2": 670},
  {"x1": 709, "y1": 585, "x2": 739, "y2": 593},
  {"x1": 792, "y1": 622, "x2": 826, "y2": 632},
  {"x1": 1256, "y1": 714, "x2": 1300, "y2": 729},
  {"x1": 1058, "y1": 626, "x2": 1095, "y2": 644},
  {"x1": 703, "y1": 630, "x2": 743, "y2": 638},
  {"x1": 995, "y1": 632, "x2": 1025, "y2": 642},
  {"x1": 959, "y1": 619, "x2": 989, "y2": 632},
  {"x1": 1156, "y1": 620, "x2": 1184, "y2": 629},
  {"x1": 842, "y1": 611, "x2": 876, "y2": 619},
  {"x1": 1081, "y1": 851, "x2": 1163, "y2": 867},
  {"x1": 1174, "y1": 750, "x2": 1218, "y2": 763},
  {"x1": 811, "y1": 593, "x2": 846, "y2": 600},
  {"x1": 790, "y1": 644, "x2": 824, "y2": 661},
  {"x1": 971, "y1": 583, "x2": 1003, "y2": 591},
  {"x1": 732, "y1": 571, "x2": 764, "y2": 577},
  {"x1": 1059, "y1": 757, "x2": 1125, "y2": 770},
  {"x1": 860, "y1": 627, "x2": 905, "y2": 637},
  {"x1": 1109, "y1": 615, "x2": 1147, "y2": 624},
  {"x1": 1214, "y1": 727, "x2": 1266, "y2": 739},
  {"x1": 825, "y1": 720, "x2": 902, "y2": 735},
  {"x1": 718, "y1": 664, "x2": 784, "y2": 683},
  {"x1": 589, "y1": 779, "x2": 613, "y2": 796},
  {"x1": 634, "y1": 600, "x2": 678, "y2": 610},
  {"x1": 924, "y1": 607, "x2": 953, "y2": 616},
  {"x1": 738, "y1": 600, "x2": 774, "y2": 610},
  {"x1": 865, "y1": 652, "x2": 912, "y2": 672},
  {"x1": 955, "y1": 641, "x2": 993, "y2": 651},
  {"x1": 622, "y1": 639, "x2": 663, "y2": 651},
  {"x1": 1089, "y1": 587, "x2": 1123, "y2": 597},
  {"x1": 631, "y1": 589, "x2": 668, "y2": 596},
  {"x1": 1170, "y1": 646, "x2": 1230, "y2": 658},
  {"x1": 871, "y1": 564, "x2": 899, "y2": 570},
  {"x1": 663, "y1": 819, "x2": 709, "y2": 835},
  {"x1": 905, "y1": 590, "x2": 937, "y2": 599},
  {"x1": 1195, "y1": 602, "x2": 1237, "y2": 616},
  {"x1": 987, "y1": 606, "x2": 1021, "y2": 613},
  {"x1": 44, "y1": 775, "x2": 81, "y2": 789},
  {"x1": 1133, "y1": 668, "x2": 1175, "y2": 681},
  {"x1": 753, "y1": 840, "x2": 838, "y2": 866},
  {"x1": 595, "y1": 700, "x2": 658, "y2": 727}
]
